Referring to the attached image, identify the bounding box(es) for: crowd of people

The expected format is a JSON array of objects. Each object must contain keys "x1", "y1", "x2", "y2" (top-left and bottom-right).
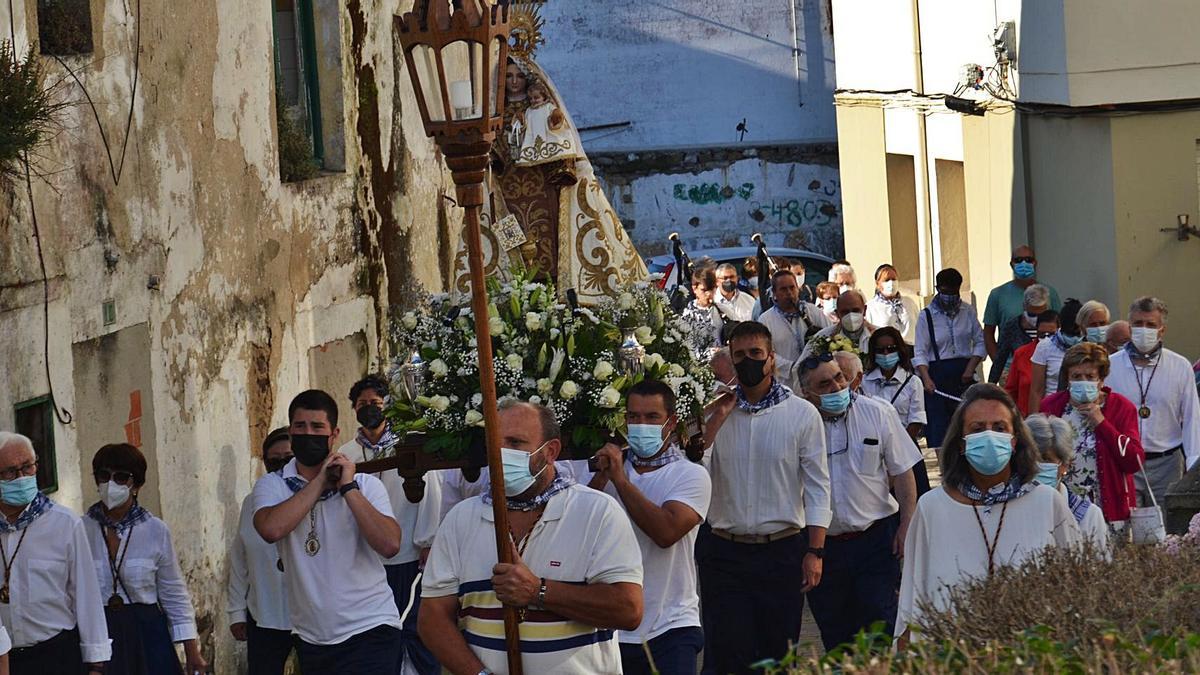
[{"x1": 1, "y1": 245, "x2": 1199, "y2": 674}]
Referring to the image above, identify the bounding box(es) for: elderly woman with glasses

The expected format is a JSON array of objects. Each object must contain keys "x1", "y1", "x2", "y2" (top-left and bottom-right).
[
  {"x1": 1037, "y1": 342, "x2": 1144, "y2": 525},
  {"x1": 1024, "y1": 414, "x2": 1108, "y2": 549},
  {"x1": 85, "y1": 443, "x2": 206, "y2": 675},
  {"x1": 895, "y1": 385, "x2": 1080, "y2": 645}
]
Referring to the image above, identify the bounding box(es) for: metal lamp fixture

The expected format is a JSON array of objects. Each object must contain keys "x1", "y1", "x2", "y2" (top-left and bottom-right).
[{"x1": 396, "y1": 2, "x2": 523, "y2": 672}]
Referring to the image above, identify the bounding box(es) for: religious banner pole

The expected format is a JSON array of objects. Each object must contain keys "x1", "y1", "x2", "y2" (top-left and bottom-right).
[{"x1": 396, "y1": 2, "x2": 523, "y2": 672}]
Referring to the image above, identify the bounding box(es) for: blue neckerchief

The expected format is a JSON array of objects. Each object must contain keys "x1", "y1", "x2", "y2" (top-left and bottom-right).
[
  {"x1": 356, "y1": 424, "x2": 400, "y2": 461},
  {"x1": 482, "y1": 473, "x2": 576, "y2": 512},
  {"x1": 1053, "y1": 331, "x2": 1082, "y2": 352},
  {"x1": 284, "y1": 475, "x2": 354, "y2": 502},
  {"x1": 86, "y1": 501, "x2": 151, "y2": 534},
  {"x1": 630, "y1": 443, "x2": 683, "y2": 469},
  {"x1": 0, "y1": 492, "x2": 51, "y2": 533},
  {"x1": 1066, "y1": 492, "x2": 1093, "y2": 525},
  {"x1": 875, "y1": 290, "x2": 904, "y2": 312},
  {"x1": 735, "y1": 381, "x2": 791, "y2": 413},
  {"x1": 1124, "y1": 341, "x2": 1162, "y2": 362},
  {"x1": 958, "y1": 476, "x2": 1033, "y2": 507}
]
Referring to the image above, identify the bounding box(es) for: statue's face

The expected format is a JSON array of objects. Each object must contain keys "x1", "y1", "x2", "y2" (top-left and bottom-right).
[{"x1": 506, "y1": 64, "x2": 527, "y2": 97}]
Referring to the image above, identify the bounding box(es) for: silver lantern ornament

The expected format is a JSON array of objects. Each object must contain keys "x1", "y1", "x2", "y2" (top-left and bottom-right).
[
  {"x1": 400, "y1": 351, "x2": 428, "y2": 402},
  {"x1": 618, "y1": 327, "x2": 646, "y2": 376}
]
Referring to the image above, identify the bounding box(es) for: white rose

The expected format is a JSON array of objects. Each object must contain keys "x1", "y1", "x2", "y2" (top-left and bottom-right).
[
  {"x1": 525, "y1": 312, "x2": 543, "y2": 331},
  {"x1": 430, "y1": 395, "x2": 450, "y2": 412},
  {"x1": 635, "y1": 326, "x2": 655, "y2": 345},
  {"x1": 598, "y1": 386, "x2": 621, "y2": 408},
  {"x1": 505, "y1": 353, "x2": 523, "y2": 371},
  {"x1": 402, "y1": 312, "x2": 418, "y2": 330},
  {"x1": 537, "y1": 378, "x2": 553, "y2": 394},
  {"x1": 471, "y1": 393, "x2": 483, "y2": 407},
  {"x1": 559, "y1": 380, "x2": 579, "y2": 399},
  {"x1": 593, "y1": 360, "x2": 614, "y2": 381},
  {"x1": 549, "y1": 327, "x2": 561, "y2": 339},
  {"x1": 464, "y1": 409, "x2": 484, "y2": 427},
  {"x1": 644, "y1": 353, "x2": 665, "y2": 370},
  {"x1": 618, "y1": 292, "x2": 635, "y2": 310},
  {"x1": 668, "y1": 363, "x2": 685, "y2": 377},
  {"x1": 489, "y1": 316, "x2": 505, "y2": 336},
  {"x1": 429, "y1": 359, "x2": 449, "y2": 378},
  {"x1": 529, "y1": 395, "x2": 542, "y2": 405}
]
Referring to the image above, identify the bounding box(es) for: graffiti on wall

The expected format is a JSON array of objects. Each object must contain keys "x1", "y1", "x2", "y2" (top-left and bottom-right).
[{"x1": 671, "y1": 178, "x2": 840, "y2": 229}]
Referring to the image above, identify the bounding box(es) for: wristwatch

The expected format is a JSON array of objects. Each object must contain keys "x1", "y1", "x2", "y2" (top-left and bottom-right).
[
  {"x1": 806, "y1": 547, "x2": 825, "y2": 559},
  {"x1": 532, "y1": 577, "x2": 548, "y2": 610},
  {"x1": 338, "y1": 482, "x2": 360, "y2": 496}
]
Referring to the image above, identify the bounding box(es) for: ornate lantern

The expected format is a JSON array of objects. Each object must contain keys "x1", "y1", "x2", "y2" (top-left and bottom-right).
[
  {"x1": 398, "y1": 351, "x2": 427, "y2": 402},
  {"x1": 618, "y1": 328, "x2": 646, "y2": 377}
]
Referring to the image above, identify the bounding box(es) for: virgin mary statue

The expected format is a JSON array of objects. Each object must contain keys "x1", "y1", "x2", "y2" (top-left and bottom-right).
[{"x1": 451, "y1": 5, "x2": 646, "y2": 305}]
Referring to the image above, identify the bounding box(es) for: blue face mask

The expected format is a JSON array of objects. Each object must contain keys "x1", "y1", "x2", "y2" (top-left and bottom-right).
[
  {"x1": 1069, "y1": 380, "x2": 1100, "y2": 404},
  {"x1": 627, "y1": 422, "x2": 667, "y2": 458},
  {"x1": 935, "y1": 293, "x2": 961, "y2": 313},
  {"x1": 500, "y1": 443, "x2": 549, "y2": 497},
  {"x1": 963, "y1": 430, "x2": 1013, "y2": 476},
  {"x1": 875, "y1": 352, "x2": 900, "y2": 370},
  {"x1": 1059, "y1": 331, "x2": 1083, "y2": 347},
  {"x1": 818, "y1": 387, "x2": 852, "y2": 415},
  {"x1": 1085, "y1": 325, "x2": 1109, "y2": 344},
  {"x1": 1034, "y1": 462, "x2": 1061, "y2": 487},
  {"x1": 0, "y1": 475, "x2": 38, "y2": 507},
  {"x1": 1013, "y1": 261, "x2": 1036, "y2": 279}
]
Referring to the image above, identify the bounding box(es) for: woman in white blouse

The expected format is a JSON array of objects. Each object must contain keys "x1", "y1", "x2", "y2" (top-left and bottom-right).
[
  {"x1": 865, "y1": 264, "x2": 915, "y2": 343},
  {"x1": 896, "y1": 384, "x2": 1080, "y2": 644},
  {"x1": 861, "y1": 326, "x2": 929, "y2": 492},
  {"x1": 85, "y1": 443, "x2": 205, "y2": 675},
  {"x1": 1024, "y1": 414, "x2": 1108, "y2": 549}
]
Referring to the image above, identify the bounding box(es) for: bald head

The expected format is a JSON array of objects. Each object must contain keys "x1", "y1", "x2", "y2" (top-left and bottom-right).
[
  {"x1": 1013, "y1": 245, "x2": 1034, "y2": 259},
  {"x1": 1105, "y1": 320, "x2": 1131, "y2": 354},
  {"x1": 835, "y1": 290, "x2": 867, "y2": 317}
]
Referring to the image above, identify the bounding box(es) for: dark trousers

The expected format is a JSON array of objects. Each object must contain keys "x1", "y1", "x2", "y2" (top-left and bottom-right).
[
  {"x1": 924, "y1": 357, "x2": 971, "y2": 448},
  {"x1": 805, "y1": 516, "x2": 901, "y2": 652},
  {"x1": 11, "y1": 628, "x2": 83, "y2": 675},
  {"x1": 105, "y1": 603, "x2": 182, "y2": 675},
  {"x1": 248, "y1": 614, "x2": 298, "y2": 675},
  {"x1": 619, "y1": 626, "x2": 704, "y2": 675},
  {"x1": 296, "y1": 625, "x2": 402, "y2": 675},
  {"x1": 696, "y1": 526, "x2": 808, "y2": 675},
  {"x1": 385, "y1": 561, "x2": 440, "y2": 674}
]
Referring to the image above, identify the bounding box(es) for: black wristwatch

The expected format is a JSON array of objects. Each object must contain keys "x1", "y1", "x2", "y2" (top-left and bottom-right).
[
  {"x1": 806, "y1": 547, "x2": 825, "y2": 559},
  {"x1": 339, "y1": 482, "x2": 360, "y2": 496}
]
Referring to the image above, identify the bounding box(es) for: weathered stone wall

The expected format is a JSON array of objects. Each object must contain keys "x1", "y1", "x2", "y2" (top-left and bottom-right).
[{"x1": 0, "y1": 0, "x2": 456, "y2": 670}]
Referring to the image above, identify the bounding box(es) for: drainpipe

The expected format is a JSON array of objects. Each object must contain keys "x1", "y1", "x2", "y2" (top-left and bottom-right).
[
  {"x1": 911, "y1": 0, "x2": 935, "y2": 297},
  {"x1": 789, "y1": 0, "x2": 803, "y2": 108}
]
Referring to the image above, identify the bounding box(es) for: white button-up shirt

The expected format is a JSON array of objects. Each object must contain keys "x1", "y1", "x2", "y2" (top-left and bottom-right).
[
  {"x1": 1107, "y1": 348, "x2": 1200, "y2": 469},
  {"x1": 252, "y1": 460, "x2": 401, "y2": 645},
  {"x1": 0, "y1": 501, "x2": 111, "y2": 662},
  {"x1": 339, "y1": 440, "x2": 443, "y2": 565},
  {"x1": 84, "y1": 510, "x2": 198, "y2": 641},
  {"x1": 912, "y1": 304, "x2": 986, "y2": 367},
  {"x1": 227, "y1": 494, "x2": 291, "y2": 630},
  {"x1": 715, "y1": 290, "x2": 757, "y2": 322},
  {"x1": 821, "y1": 395, "x2": 922, "y2": 535},
  {"x1": 861, "y1": 367, "x2": 927, "y2": 427},
  {"x1": 707, "y1": 390, "x2": 832, "y2": 535},
  {"x1": 759, "y1": 304, "x2": 834, "y2": 365},
  {"x1": 866, "y1": 295, "x2": 918, "y2": 344}
]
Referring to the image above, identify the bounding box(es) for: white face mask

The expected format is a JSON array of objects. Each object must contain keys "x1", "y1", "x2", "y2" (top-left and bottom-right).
[
  {"x1": 99, "y1": 481, "x2": 131, "y2": 510},
  {"x1": 880, "y1": 280, "x2": 897, "y2": 296},
  {"x1": 839, "y1": 284, "x2": 854, "y2": 295},
  {"x1": 1131, "y1": 326, "x2": 1161, "y2": 353},
  {"x1": 821, "y1": 298, "x2": 837, "y2": 314},
  {"x1": 841, "y1": 311, "x2": 865, "y2": 333}
]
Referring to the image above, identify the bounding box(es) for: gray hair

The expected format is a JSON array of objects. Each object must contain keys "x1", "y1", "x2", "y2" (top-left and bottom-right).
[
  {"x1": 833, "y1": 351, "x2": 862, "y2": 381},
  {"x1": 1129, "y1": 296, "x2": 1168, "y2": 323},
  {"x1": 1076, "y1": 300, "x2": 1110, "y2": 328},
  {"x1": 0, "y1": 432, "x2": 35, "y2": 458},
  {"x1": 1024, "y1": 414, "x2": 1076, "y2": 464},
  {"x1": 498, "y1": 399, "x2": 561, "y2": 445},
  {"x1": 828, "y1": 263, "x2": 856, "y2": 285},
  {"x1": 715, "y1": 263, "x2": 738, "y2": 276},
  {"x1": 1022, "y1": 284, "x2": 1050, "y2": 310}
]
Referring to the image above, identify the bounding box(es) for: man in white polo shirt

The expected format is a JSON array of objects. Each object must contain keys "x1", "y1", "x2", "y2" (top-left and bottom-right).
[
  {"x1": 699, "y1": 321, "x2": 830, "y2": 675},
  {"x1": 253, "y1": 390, "x2": 403, "y2": 672},
  {"x1": 758, "y1": 270, "x2": 832, "y2": 381},
  {"x1": 419, "y1": 400, "x2": 643, "y2": 674},
  {"x1": 588, "y1": 379, "x2": 711, "y2": 675},
  {"x1": 795, "y1": 355, "x2": 918, "y2": 651}
]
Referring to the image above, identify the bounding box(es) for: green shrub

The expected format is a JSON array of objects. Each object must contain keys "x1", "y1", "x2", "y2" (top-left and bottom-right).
[{"x1": 0, "y1": 42, "x2": 66, "y2": 180}]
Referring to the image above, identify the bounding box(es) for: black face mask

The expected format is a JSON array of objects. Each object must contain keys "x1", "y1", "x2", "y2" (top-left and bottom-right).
[
  {"x1": 356, "y1": 404, "x2": 386, "y2": 430},
  {"x1": 720, "y1": 280, "x2": 737, "y2": 293},
  {"x1": 291, "y1": 435, "x2": 330, "y2": 467},
  {"x1": 264, "y1": 456, "x2": 292, "y2": 473},
  {"x1": 734, "y1": 356, "x2": 769, "y2": 388}
]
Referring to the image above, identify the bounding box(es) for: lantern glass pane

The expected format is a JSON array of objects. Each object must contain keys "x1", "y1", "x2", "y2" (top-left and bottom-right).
[
  {"x1": 489, "y1": 37, "x2": 502, "y2": 120},
  {"x1": 412, "y1": 44, "x2": 445, "y2": 123},
  {"x1": 443, "y1": 40, "x2": 480, "y2": 121}
]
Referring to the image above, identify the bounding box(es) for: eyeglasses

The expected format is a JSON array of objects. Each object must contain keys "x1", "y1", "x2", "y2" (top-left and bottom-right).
[
  {"x1": 1012, "y1": 256, "x2": 1035, "y2": 264},
  {"x1": 874, "y1": 344, "x2": 900, "y2": 354},
  {"x1": 0, "y1": 461, "x2": 37, "y2": 482},
  {"x1": 799, "y1": 353, "x2": 835, "y2": 371},
  {"x1": 94, "y1": 468, "x2": 136, "y2": 485}
]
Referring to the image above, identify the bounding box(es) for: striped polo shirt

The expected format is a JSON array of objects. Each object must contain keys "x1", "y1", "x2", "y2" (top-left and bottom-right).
[{"x1": 423, "y1": 483, "x2": 643, "y2": 673}]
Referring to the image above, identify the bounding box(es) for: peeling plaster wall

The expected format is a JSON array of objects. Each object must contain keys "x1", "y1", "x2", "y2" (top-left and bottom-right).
[{"x1": 0, "y1": 0, "x2": 457, "y2": 671}]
